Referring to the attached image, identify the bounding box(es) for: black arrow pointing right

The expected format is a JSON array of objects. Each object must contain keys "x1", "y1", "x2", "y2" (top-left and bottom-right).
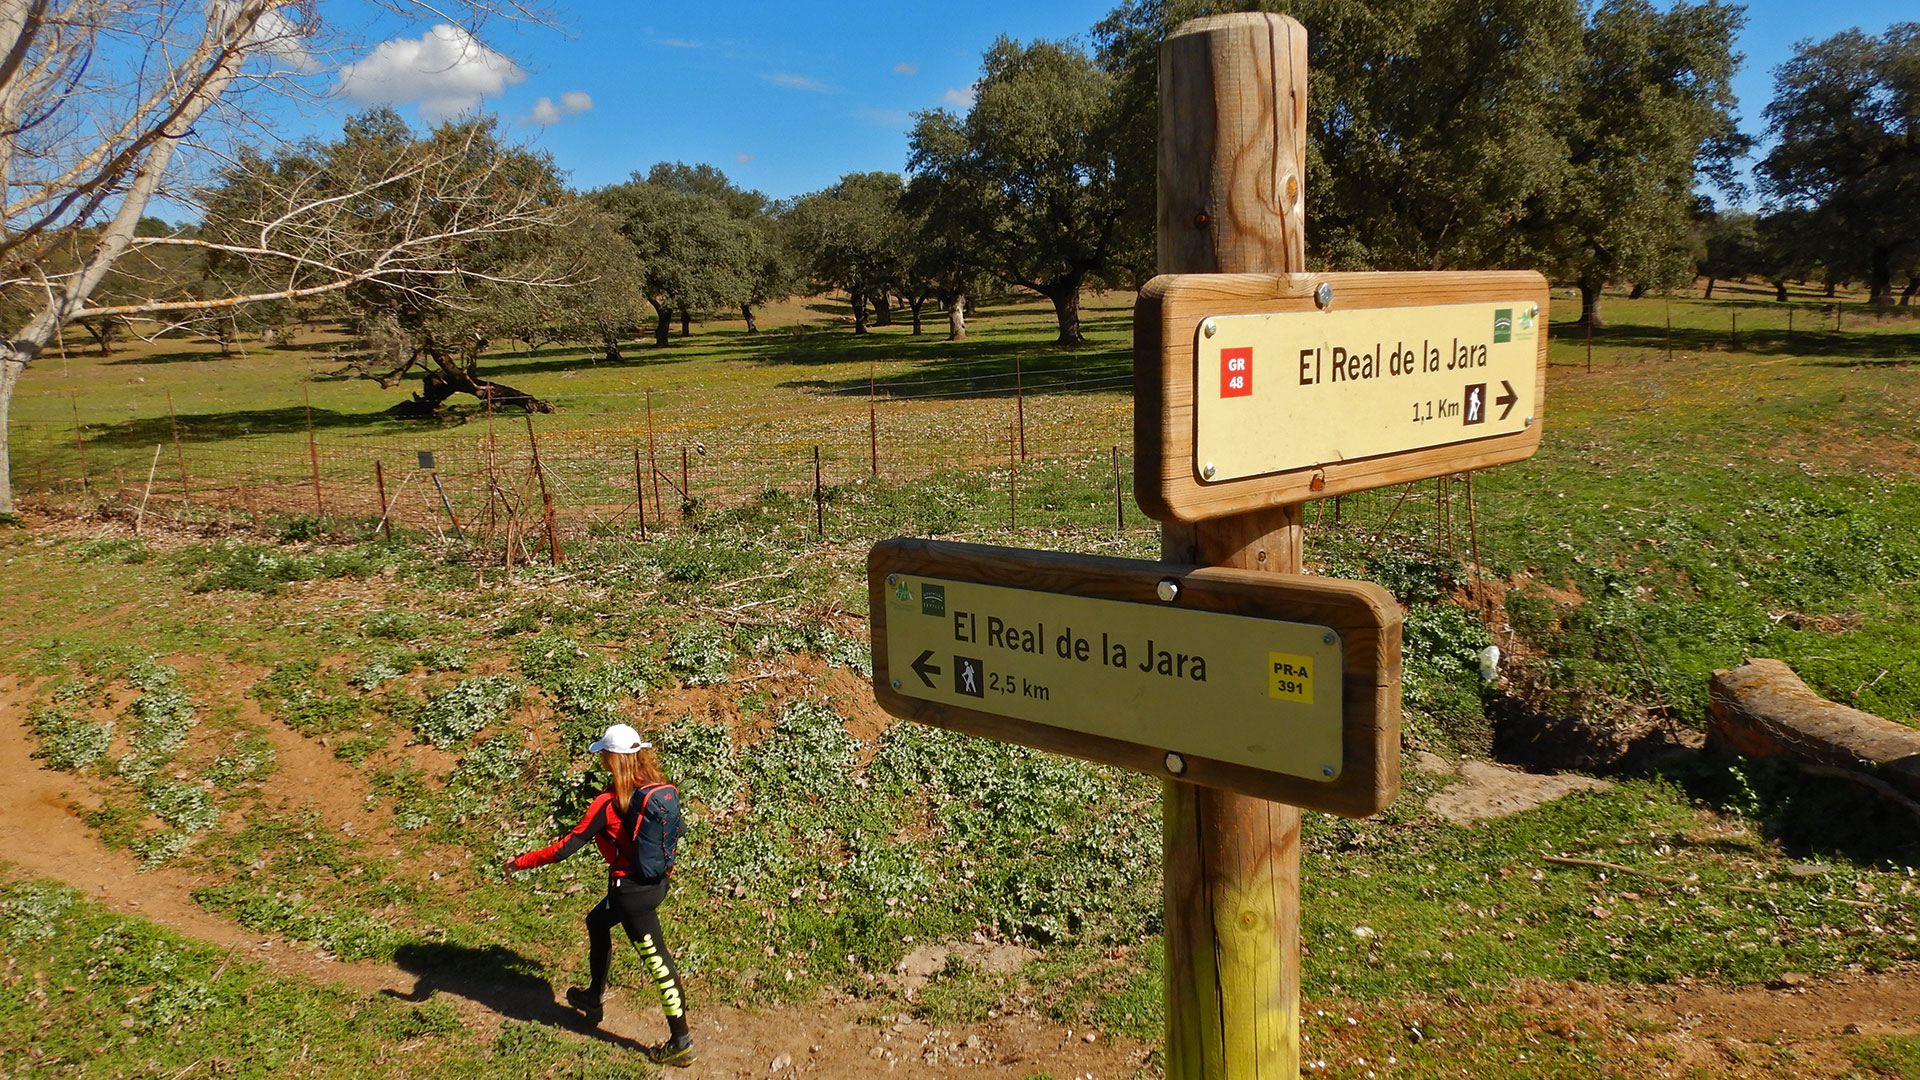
[
  {"x1": 910, "y1": 649, "x2": 941, "y2": 689},
  {"x1": 1495, "y1": 379, "x2": 1518, "y2": 421}
]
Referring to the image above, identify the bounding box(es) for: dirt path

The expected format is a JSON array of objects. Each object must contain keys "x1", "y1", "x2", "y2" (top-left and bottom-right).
[
  {"x1": 0, "y1": 676, "x2": 1154, "y2": 1077},
  {"x1": 8, "y1": 674, "x2": 1920, "y2": 1078}
]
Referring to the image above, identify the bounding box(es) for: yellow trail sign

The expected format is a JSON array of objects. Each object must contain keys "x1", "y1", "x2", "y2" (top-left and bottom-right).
[
  {"x1": 868, "y1": 538, "x2": 1402, "y2": 817},
  {"x1": 1134, "y1": 270, "x2": 1551, "y2": 523}
]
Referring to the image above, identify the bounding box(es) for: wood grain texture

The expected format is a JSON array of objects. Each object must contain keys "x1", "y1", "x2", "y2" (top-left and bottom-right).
[
  {"x1": 865, "y1": 538, "x2": 1401, "y2": 817},
  {"x1": 1158, "y1": 14, "x2": 1308, "y2": 276},
  {"x1": 1156, "y1": 15, "x2": 1314, "y2": 1080},
  {"x1": 1134, "y1": 270, "x2": 1551, "y2": 523}
]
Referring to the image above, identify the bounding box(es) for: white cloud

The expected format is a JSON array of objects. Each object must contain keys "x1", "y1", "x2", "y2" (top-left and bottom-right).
[
  {"x1": 735, "y1": 153, "x2": 754, "y2": 164},
  {"x1": 763, "y1": 72, "x2": 830, "y2": 93},
  {"x1": 527, "y1": 90, "x2": 593, "y2": 125},
  {"x1": 893, "y1": 62, "x2": 917, "y2": 75},
  {"x1": 243, "y1": 7, "x2": 320, "y2": 72},
  {"x1": 941, "y1": 83, "x2": 977, "y2": 109},
  {"x1": 338, "y1": 24, "x2": 525, "y2": 122}
]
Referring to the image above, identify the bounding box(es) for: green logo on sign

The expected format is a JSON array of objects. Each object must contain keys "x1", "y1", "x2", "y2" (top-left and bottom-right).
[
  {"x1": 1493, "y1": 309, "x2": 1513, "y2": 343},
  {"x1": 921, "y1": 584, "x2": 946, "y2": 616}
]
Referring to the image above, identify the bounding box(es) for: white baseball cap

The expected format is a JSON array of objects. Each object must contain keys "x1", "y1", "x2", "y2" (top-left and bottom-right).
[{"x1": 589, "y1": 723, "x2": 651, "y2": 754}]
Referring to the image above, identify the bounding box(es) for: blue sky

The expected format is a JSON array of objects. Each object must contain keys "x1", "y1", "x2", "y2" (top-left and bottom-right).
[{"x1": 317, "y1": 0, "x2": 1914, "y2": 204}]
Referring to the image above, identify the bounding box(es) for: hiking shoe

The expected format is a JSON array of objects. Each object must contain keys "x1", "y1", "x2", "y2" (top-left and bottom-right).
[
  {"x1": 564, "y1": 986, "x2": 603, "y2": 1024},
  {"x1": 642, "y1": 1038, "x2": 697, "y2": 1067}
]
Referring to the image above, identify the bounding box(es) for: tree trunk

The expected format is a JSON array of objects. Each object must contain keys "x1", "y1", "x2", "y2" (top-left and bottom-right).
[
  {"x1": 82, "y1": 320, "x2": 114, "y2": 356},
  {"x1": 602, "y1": 335, "x2": 623, "y2": 363},
  {"x1": 1867, "y1": 247, "x2": 1895, "y2": 307},
  {"x1": 850, "y1": 287, "x2": 869, "y2": 335},
  {"x1": 1773, "y1": 280, "x2": 1789, "y2": 302},
  {"x1": 873, "y1": 290, "x2": 893, "y2": 327},
  {"x1": 0, "y1": 352, "x2": 24, "y2": 514},
  {"x1": 679, "y1": 309, "x2": 691, "y2": 336},
  {"x1": 1824, "y1": 279, "x2": 1838, "y2": 298},
  {"x1": 1628, "y1": 282, "x2": 1647, "y2": 300},
  {"x1": 1577, "y1": 278, "x2": 1605, "y2": 330},
  {"x1": 741, "y1": 302, "x2": 758, "y2": 332},
  {"x1": 1042, "y1": 280, "x2": 1087, "y2": 345},
  {"x1": 0, "y1": 2, "x2": 259, "y2": 514},
  {"x1": 651, "y1": 299, "x2": 671, "y2": 347},
  {"x1": 948, "y1": 291, "x2": 967, "y2": 341},
  {"x1": 909, "y1": 297, "x2": 924, "y2": 335},
  {"x1": 388, "y1": 335, "x2": 553, "y2": 416},
  {"x1": 1901, "y1": 277, "x2": 1918, "y2": 307},
  {"x1": 1703, "y1": 278, "x2": 1716, "y2": 300}
]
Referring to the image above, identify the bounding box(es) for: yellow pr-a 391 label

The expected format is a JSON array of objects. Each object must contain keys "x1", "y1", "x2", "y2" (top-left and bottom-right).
[{"x1": 1268, "y1": 653, "x2": 1314, "y2": 703}]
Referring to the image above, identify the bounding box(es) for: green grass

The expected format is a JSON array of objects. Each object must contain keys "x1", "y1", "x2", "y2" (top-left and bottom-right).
[
  {"x1": 0, "y1": 873, "x2": 661, "y2": 1080},
  {"x1": 3, "y1": 282, "x2": 1920, "y2": 1077}
]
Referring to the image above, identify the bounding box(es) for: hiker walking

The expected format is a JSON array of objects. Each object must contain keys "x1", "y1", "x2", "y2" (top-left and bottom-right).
[{"x1": 505, "y1": 723, "x2": 694, "y2": 1067}]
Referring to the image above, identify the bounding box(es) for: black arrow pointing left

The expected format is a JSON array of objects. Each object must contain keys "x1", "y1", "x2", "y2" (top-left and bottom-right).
[
  {"x1": 910, "y1": 649, "x2": 941, "y2": 688},
  {"x1": 1495, "y1": 379, "x2": 1519, "y2": 421}
]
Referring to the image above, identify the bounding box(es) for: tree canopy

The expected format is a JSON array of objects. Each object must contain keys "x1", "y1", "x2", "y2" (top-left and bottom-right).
[
  {"x1": 1759, "y1": 23, "x2": 1920, "y2": 306},
  {"x1": 908, "y1": 37, "x2": 1129, "y2": 346},
  {"x1": 591, "y1": 174, "x2": 760, "y2": 346}
]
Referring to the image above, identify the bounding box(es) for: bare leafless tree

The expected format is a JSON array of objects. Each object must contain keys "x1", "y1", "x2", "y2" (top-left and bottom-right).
[{"x1": 0, "y1": 0, "x2": 557, "y2": 513}]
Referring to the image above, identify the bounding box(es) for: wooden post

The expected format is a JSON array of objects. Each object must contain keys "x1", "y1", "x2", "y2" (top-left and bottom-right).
[
  {"x1": 1158, "y1": 15, "x2": 1307, "y2": 1079},
  {"x1": 813, "y1": 445, "x2": 824, "y2": 538},
  {"x1": 69, "y1": 391, "x2": 89, "y2": 492},
  {"x1": 374, "y1": 461, "x2": 392, "y2": 539},
  {"x1": 135, "y1": 444, "x2": 161, "y2": 536},
  {"x1": 1665, "y1": 304, "x2": 1673, "y2": 361},
  {"x1": 634, "y1": 448, "x2": 648, "y2": 539},
  {"x1": 681, "y1": 446, "x2": 690, "y2": 516},
  {"x1": 167, "y1": 391, "x2": 191, "y2": 506},
  {"x1": 1007, "y1": 423, "x2": 1018, "y2": 529},
  {"x1": 1585, "y1": 314, "x2": 1593, "y2": 371},
  {"x1": 526, "y1": 415, "x2": 561, "y2": 566},
  {"x1": 870, "y1": 363, "x2": 880, "y2": 476},
  {"x1": 485, "y1": 398, "x2": 499, "y2": 539},
  {"x1": 1015, "y1": 355, "x2": 1027, "y2": 460},
  {"x1": 1731, "y1": 309, "x2": 1738, "y2": 349},
  {"x1": 303, "y1": 378, "x2": 323, "y2": 518},
  {"x1": 646, "y1": 389, "x2": 662, "y2": 521},
  {"x1": 1113, "y1": 445, "x2": 1124, "y2": 533}
]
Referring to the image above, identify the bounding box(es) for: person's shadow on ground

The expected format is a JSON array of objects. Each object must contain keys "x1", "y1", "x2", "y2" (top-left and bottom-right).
[{"x1": 383, "y1": 941, "x2": 646, "y2": 1052}]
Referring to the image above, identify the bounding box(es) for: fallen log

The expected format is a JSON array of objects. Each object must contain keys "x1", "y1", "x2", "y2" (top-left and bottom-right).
[{"x1": 1708, "y1": 659, "x2": 1920, "y2": 809}]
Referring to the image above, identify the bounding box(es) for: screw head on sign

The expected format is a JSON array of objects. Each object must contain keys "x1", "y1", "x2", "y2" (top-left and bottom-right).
[
  {"x1": 1202, "y1": 319, "x2": 1217, "y2": 338},
  {"x1": 1165, "y1": 752, "x2": 1187, "y2": 776},
  {"x1": 1202, "y1": 463, "x2": 1217, "y2": 480},
  {"x1": 1525, "y1": 415, "x2": 1535, "y2": 428},
  {"x1": 887, "y1": 575, "x2": 898, "y2": 587},
  {"x1": 1156, "y1": 579, "x2": 1181, "y2": 603},
  {"x1": 1323, "y1": 632, "x2": 1336, "y2": 645},
  {"x1": 1322, "y1": 765, "x2": 1335, "y2": 777},
  {"x1": 891, "y1": 679, "x2": 900, "y2": 689},
  {"x1": 1314, "y1": 282, "x2": 1334, "y2": 310}
]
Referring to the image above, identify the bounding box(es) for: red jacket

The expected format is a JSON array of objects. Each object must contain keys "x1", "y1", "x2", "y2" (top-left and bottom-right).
[{"x1": 511, "y1": 791, "x2": 638, "y2": 876}]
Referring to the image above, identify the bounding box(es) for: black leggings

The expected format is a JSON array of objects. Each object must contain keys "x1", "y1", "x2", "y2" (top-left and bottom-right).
[{"x1": 586, "y1": 876, "x2": 689, "y2": 1040}]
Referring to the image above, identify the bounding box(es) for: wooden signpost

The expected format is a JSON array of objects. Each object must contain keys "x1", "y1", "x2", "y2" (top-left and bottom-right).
[
  {"x1": 870, "y1": 538, "x2": 1400, "y2": 816},
  {"x1": 864, "y1": 12, "x2": 1546, "y2": 1080},
  {"x1": 1136, "y1": 271, "x2": 1550, "y2": 521}
]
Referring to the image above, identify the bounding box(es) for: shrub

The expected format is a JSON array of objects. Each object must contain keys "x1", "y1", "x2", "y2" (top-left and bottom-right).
[
  {"x1": 27, "y1": 705, "x2": 113, "y2": 772},
  {"x1": 415, "y1": 675, "x2": 521, "y2": 750}
]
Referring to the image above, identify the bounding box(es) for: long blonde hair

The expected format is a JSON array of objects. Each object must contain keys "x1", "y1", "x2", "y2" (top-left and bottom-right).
[{"x1": 603, "y1": 748, "x2": 667, "y2": 813}]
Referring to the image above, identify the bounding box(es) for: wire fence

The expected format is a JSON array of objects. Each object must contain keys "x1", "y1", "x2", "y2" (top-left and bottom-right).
[{"x1": 8, "y1": 355, "x2": 1145, "y2": 555}]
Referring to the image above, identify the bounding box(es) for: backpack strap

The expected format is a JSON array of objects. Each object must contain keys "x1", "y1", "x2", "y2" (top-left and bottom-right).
[{"x1": 617, "y1": 783, "x2": 665, "y2": 877}]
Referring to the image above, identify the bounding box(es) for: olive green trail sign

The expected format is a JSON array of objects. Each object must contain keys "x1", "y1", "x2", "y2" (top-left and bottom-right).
[{"x1": 868, "y1": 538, "x2": 1402, "y2": 817}]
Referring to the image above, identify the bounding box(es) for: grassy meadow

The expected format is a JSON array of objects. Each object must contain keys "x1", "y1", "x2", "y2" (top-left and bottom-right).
[{"x1": 3, "y1": 279, "x2": 1920, "y2": 1079}]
